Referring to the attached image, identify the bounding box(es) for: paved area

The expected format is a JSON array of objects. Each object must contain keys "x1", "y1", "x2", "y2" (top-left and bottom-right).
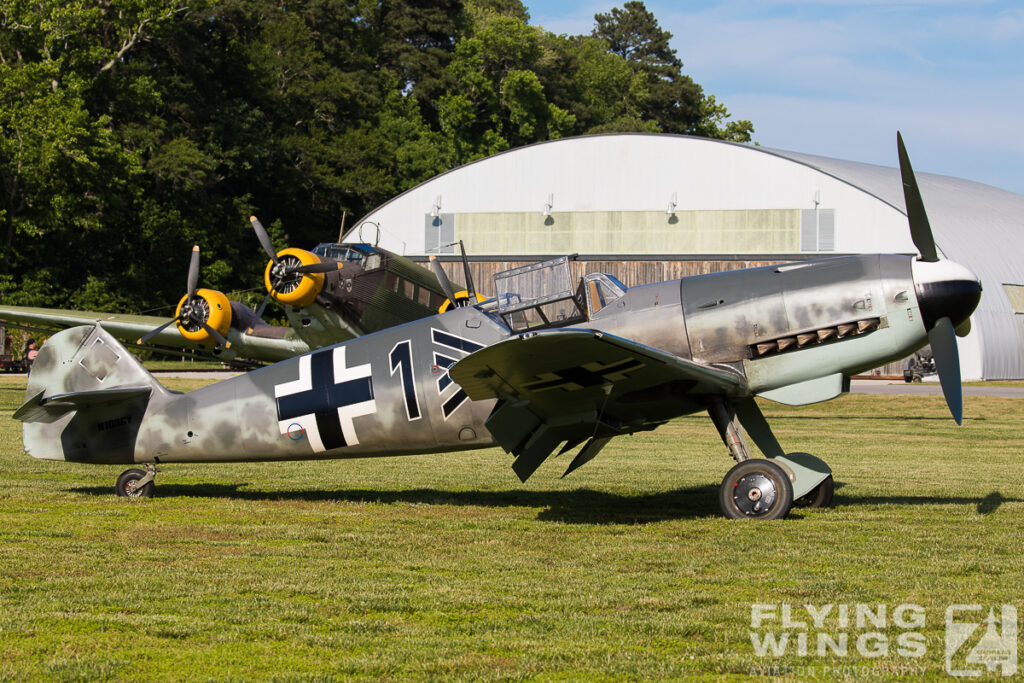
[{"x1": 850, "y1": 379, "x2": 1024, "y2": 398}]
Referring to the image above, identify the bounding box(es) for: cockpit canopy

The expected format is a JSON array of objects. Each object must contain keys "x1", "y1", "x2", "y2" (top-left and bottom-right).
[
  {"x1": 492, "y1": 255, "x2": 625, "y2": 332},
  {"x1": 312, "y1": 243, "x2": 382, "y2": 271}
]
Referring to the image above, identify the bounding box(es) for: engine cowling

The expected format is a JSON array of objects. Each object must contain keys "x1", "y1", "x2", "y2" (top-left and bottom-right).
[
  {"x1": 264, "y1": 248, "x2": 326, "y2": 308},
  {"x1": 174, "y1": 288, "x2": 232, "y2": 345}
]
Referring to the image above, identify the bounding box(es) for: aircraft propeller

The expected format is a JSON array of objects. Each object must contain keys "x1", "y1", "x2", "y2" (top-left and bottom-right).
[
  {"x1": 248, "y1": 216, "x2": 341, "y2": 327},
  {"x1": 429, "y1": 254, "x2": 459, "y2": 308},
  {"x1": 430, "y1": 241, "x2": 481, "y2": 310},
  {"x1": 898, "y1": 131, "x2": 980, "y2": 425},
  {"x1": 137, "y1": 246, "x2": 232, "y2": 348}
]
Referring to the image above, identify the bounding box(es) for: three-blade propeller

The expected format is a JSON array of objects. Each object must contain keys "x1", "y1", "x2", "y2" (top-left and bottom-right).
[
  {"x1": 248, "y1": 216, "x2": 340, "y2": 328},
  {"x1": 137, "y1": 246, "x2": 231, "y2": 348},
  {"x1": 897, "y1": 132, "x2": 963, "y2": 424}
]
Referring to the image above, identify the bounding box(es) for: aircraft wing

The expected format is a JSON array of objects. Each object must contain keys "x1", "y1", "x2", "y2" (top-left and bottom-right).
[
  {"x1": 0, "y1": 304, "x2": 307, "y2": 364},
  {"x1": 449, "y1": 329, "x2": 747, "y2": 481}
]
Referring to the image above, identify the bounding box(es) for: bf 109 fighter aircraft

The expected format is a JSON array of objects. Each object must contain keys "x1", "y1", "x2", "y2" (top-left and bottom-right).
[{"x1": 14, "y1": 135, "x2": 982, "y2": 520}]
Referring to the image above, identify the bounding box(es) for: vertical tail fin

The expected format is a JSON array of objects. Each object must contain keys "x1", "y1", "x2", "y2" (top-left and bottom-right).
[{"x1": 16, "y1": 325, "x2": 172, "y2": 462}]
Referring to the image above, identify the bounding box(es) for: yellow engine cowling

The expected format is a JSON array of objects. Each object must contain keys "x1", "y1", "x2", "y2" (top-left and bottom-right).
[
  {"x1": 264, "y1": 248, "x2": 325, "y2": 308},
  {"x1": 438, "y1": 290, "x2": 487, "y2": 313},
  {"x1": 175, "y1": 288, "x2": 232, "y2": 344}
]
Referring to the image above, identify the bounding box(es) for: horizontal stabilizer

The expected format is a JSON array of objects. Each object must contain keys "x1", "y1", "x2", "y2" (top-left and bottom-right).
[{"x1": 15, "y1": 386, "x2": 153, "y2": 424}]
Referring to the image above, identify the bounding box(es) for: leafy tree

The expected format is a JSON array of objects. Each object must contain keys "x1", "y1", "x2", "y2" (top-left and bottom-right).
[
  {"x1": 593, "y1": 1, "x2": 750, "y2": 140},
  {"x1": 0, "y1": 0, "x2": 754, "y2": 314}
]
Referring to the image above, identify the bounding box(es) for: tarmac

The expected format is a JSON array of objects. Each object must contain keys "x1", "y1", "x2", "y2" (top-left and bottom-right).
[{"x1": 849, "y1": 378, "x2": 1024, "y2": 399}]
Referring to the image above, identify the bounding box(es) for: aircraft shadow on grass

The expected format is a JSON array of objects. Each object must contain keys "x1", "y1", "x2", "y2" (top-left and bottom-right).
[
  {"x1": 843, "y1": 490, "x2": 1016, "y2": 516},
  {"x1": 69, "y1": 484, "x2": 722, "y2": 524},
  {"x1": 67, "y1": 484, "x2": 1017, "y2": 522},
  {"x1": 764, "y1": 415, "x2": 985, "y2": 422}
]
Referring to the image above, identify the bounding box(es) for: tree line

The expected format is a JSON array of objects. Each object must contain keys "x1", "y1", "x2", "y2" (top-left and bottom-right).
[{"x1": 0, "y1": 0, "x2": 752, "y2": 314}]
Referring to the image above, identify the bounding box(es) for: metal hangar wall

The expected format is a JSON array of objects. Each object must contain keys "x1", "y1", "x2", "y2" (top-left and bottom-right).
[{"x1": 347, "y1": 134, "x2": 1024, "y2": 380}]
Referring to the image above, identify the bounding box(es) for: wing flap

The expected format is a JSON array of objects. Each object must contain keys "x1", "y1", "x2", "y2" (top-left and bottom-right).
[{"x1": 451, "y1": 329, "x2": 748, "y2": 480}]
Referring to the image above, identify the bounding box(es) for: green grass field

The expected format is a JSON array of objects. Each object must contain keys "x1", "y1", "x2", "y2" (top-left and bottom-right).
[{"x1": 1, "y1": 375, "x2": 1022, "y2": 681}]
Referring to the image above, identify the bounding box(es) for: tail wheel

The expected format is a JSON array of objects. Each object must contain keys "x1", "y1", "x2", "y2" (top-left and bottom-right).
[
  {"x1": 116, "y1": 469, "x2": 155, "y2": 498},
  {"x1": 793, "y1": 474, "x2": 834, "y2": 509},
  {"x1": 719, "y1": 459, "x2": 793, "y2": 520}
]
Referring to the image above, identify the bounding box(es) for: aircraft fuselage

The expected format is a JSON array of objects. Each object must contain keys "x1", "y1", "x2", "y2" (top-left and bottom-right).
[{"x1": 24, "y1": 253, "x2": 959, "y2": 466}]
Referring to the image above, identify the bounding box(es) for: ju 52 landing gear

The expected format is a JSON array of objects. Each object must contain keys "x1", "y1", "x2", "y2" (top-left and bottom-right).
[{"x1": 115, "y1": 464, "x2": 158, "y2": 498}]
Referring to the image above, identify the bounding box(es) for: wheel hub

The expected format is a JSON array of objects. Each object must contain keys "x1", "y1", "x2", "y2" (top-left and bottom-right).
[{"x1": 733, "y1": 473, "x2": 777, "y2": 516}]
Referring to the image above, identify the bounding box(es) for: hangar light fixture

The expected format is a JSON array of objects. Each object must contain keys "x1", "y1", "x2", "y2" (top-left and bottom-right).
[
  {"x1": 430, "y1": 195, "x2": 442, "y2": 218},
  {"x1": 666, "y1": 192, "x2": 678, "y2": 216},
  {"x1": 541, "y1": 193, "x2": 553, "y2": 217}
]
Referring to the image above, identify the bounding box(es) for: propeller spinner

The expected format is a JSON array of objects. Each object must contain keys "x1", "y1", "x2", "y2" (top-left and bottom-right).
[{"x1": 899, "y1": 132, "x2": 982, "y2": 424}]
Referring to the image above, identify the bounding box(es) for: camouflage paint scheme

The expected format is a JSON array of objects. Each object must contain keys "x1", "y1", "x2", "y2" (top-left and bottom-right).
[
  {"x1": 18, "y1": 253, "x2": 972, "y2": 481},
  {"x1": 13, "y1": 135, "x2": 985, "y2": 519}
]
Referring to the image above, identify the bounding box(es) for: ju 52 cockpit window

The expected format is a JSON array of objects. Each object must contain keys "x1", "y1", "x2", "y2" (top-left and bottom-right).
[{"x1": 312, "y1": 243, "x2": 382, "y2": 270}]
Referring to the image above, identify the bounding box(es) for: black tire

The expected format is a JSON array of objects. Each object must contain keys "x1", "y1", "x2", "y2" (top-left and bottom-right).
[
  {"x1": 115, "y1": 468, "x2": 154, "y2": 498},
  {"x1": 793, "y1": 475, "x2": 835, "y2": 509},
  {"x1": 719, "y1": 459, "x2": 793, "y2": 520}
]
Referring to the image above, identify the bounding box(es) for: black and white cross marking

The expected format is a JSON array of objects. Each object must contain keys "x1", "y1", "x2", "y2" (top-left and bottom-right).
[
  {"x1": 275, "y1": 346, "x2": 376, "y2": 452},
  {"x1": 522, "y1": 357, "x2": 645, "y2": 393},
  {"x1": 432, "y1": 328, "x2": 484, "y2": 419}
]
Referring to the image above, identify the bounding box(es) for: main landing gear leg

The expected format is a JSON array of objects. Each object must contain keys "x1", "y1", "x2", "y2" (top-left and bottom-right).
[
  {"x1": 710, "y1": 398, "x2": 834, "y2": 517},
  {"x1": 115, "y1": 463, "x2": 158, "y2": 498},
  {"x1": 709, "y1": 400, "x2": 793, "y2": 520}
]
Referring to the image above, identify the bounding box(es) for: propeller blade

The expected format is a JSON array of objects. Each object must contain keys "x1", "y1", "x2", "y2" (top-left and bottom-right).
[
  {"x1": 928, "y1": 316, "x2": 963, "y2": 425},
  {"x1": 897, "y1": 131, "x2": 938, "y2": 262},
  {"x1": 955, "y1": 318, "x2": 972, "y2": 337},
  {"x1": 249, "y1": 287, "x2": 276, "y2": 331},
  {"x1": 137, "y1": 316, "x2": 181, "y2": 345},
  {"x1": 200, "y1": 320, "x2": 232, "y2": 349},
  {"x1": 186, "y1": 245, "x2": 200, "y2": 301},
  {"x1": 250, "y1": 215, "x2": 279, "y2": 265},
  {"x1": 429, "y1": 254, "x2": 458, "y2": 307},
  {"x1": 458, "y1": 240, "x2": 477, "y2": 303},
  {"x1": 291, "y1": 261, "x2": 342, "y2": 274}
]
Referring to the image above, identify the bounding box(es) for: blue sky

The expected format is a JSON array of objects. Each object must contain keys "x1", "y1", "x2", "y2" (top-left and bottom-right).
[{"x1": 524, "y1": 1, "x2": 1024, "y2": 194}]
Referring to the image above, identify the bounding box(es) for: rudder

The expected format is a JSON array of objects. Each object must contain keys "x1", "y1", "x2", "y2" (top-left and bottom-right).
[{"x1": 17, "y1": 325, "x2": 172, "y2": 462}]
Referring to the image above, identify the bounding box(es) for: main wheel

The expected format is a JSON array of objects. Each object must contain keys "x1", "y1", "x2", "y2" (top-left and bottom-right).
[
  {"x1": 115, "y1": 468, "x2": 154, "y2": 498},
  {"x1": 793, "y1": 474, "x2": 834, "y2": 509},
  {"x1": 719, "y1": 459, "x2": 793, "y2": 520}
]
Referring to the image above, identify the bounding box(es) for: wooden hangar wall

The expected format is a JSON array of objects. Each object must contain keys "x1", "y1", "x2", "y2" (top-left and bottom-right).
[{"x1": 420, "y1": 255, "x2": 910, "y2": 378}]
